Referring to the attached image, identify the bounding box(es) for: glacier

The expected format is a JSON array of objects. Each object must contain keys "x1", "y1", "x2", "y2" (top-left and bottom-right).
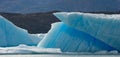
[
  {"x1": 53, "y1": 12, "x2": 120, "y2": 51},
  {"x1": 0, "y1": 16, "x2": 41, "y2": 47},
  {"x1": 38, "y1": 22, "x2": 116, "y2": 52}
]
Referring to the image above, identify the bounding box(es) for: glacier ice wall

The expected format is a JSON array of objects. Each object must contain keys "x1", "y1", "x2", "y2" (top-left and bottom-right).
[
  {"x1": 38, "y1": 22, "x2": 116, "y2": 52},
  {"x1": 53, "y1": 12, "x2": 120, "y2": 51},
  {"x1": 0, "y1": 16, "x2": 41, "y2": 47}
]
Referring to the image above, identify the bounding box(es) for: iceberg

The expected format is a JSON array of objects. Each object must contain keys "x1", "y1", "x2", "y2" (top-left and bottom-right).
[
  {"x1": 38, "y1": 22, "x2": 116, "y2": 52},
  {"x1": 0, "y1": 16, "x2": 41, "y2": 47},
  {"x1": 53, "y1": 12, "x2": 120, "y2": 51}
]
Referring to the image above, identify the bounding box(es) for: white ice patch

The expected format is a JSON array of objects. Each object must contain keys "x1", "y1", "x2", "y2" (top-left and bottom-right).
[{"x1": 0, "y1": 44, "x2": 61, "y2": 54}]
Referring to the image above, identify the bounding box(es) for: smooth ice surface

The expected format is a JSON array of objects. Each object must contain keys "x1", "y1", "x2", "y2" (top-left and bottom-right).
[
  {"x1": 0, "y1": 16, "x2": 41, "y2": 47},
  {"x1": 38, "y1": 22, "x2": 116, "y2": 52},
  {"x1": 0, "y1": 44, "x2": 61, "y2": 54},
  {"x1": 54, "y1": 12, "x2": 120, "y2": 51}
]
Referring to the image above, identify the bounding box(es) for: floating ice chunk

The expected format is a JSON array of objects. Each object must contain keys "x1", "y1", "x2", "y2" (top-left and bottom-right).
[
  {"x1": 0, "y1": 16, "x2": 41, "y2": 47},
  {"x1": 0, "y1": 44, "x2": 61, "y2": 54},
  {"x1": 37, "y1": 22, "x2": 116, "y2": 52},
  {"x1": 54, "y1": 12, "x2": 120, "y2": 51}
]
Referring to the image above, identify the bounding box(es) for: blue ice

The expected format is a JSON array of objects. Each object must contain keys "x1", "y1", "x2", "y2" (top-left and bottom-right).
[
  {"x1": 38, "y1": 22, "x2": 116, "y2": 52},
  {"x1": 53, "y1": 12, "x2": 120, "y2": 51},
  {"x1": 0, "y1": 16, "x2": 41, "y2": 47}
]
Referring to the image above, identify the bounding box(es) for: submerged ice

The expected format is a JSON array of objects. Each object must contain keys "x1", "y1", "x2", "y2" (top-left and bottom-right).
[{"x1": 0, "y1": 16, "x2": 41, "y2": 47}]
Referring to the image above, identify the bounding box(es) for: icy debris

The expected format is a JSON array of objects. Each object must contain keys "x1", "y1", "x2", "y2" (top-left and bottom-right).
[{"x1": 0, "y1": 44, "x2": 61, "y2": 54}]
